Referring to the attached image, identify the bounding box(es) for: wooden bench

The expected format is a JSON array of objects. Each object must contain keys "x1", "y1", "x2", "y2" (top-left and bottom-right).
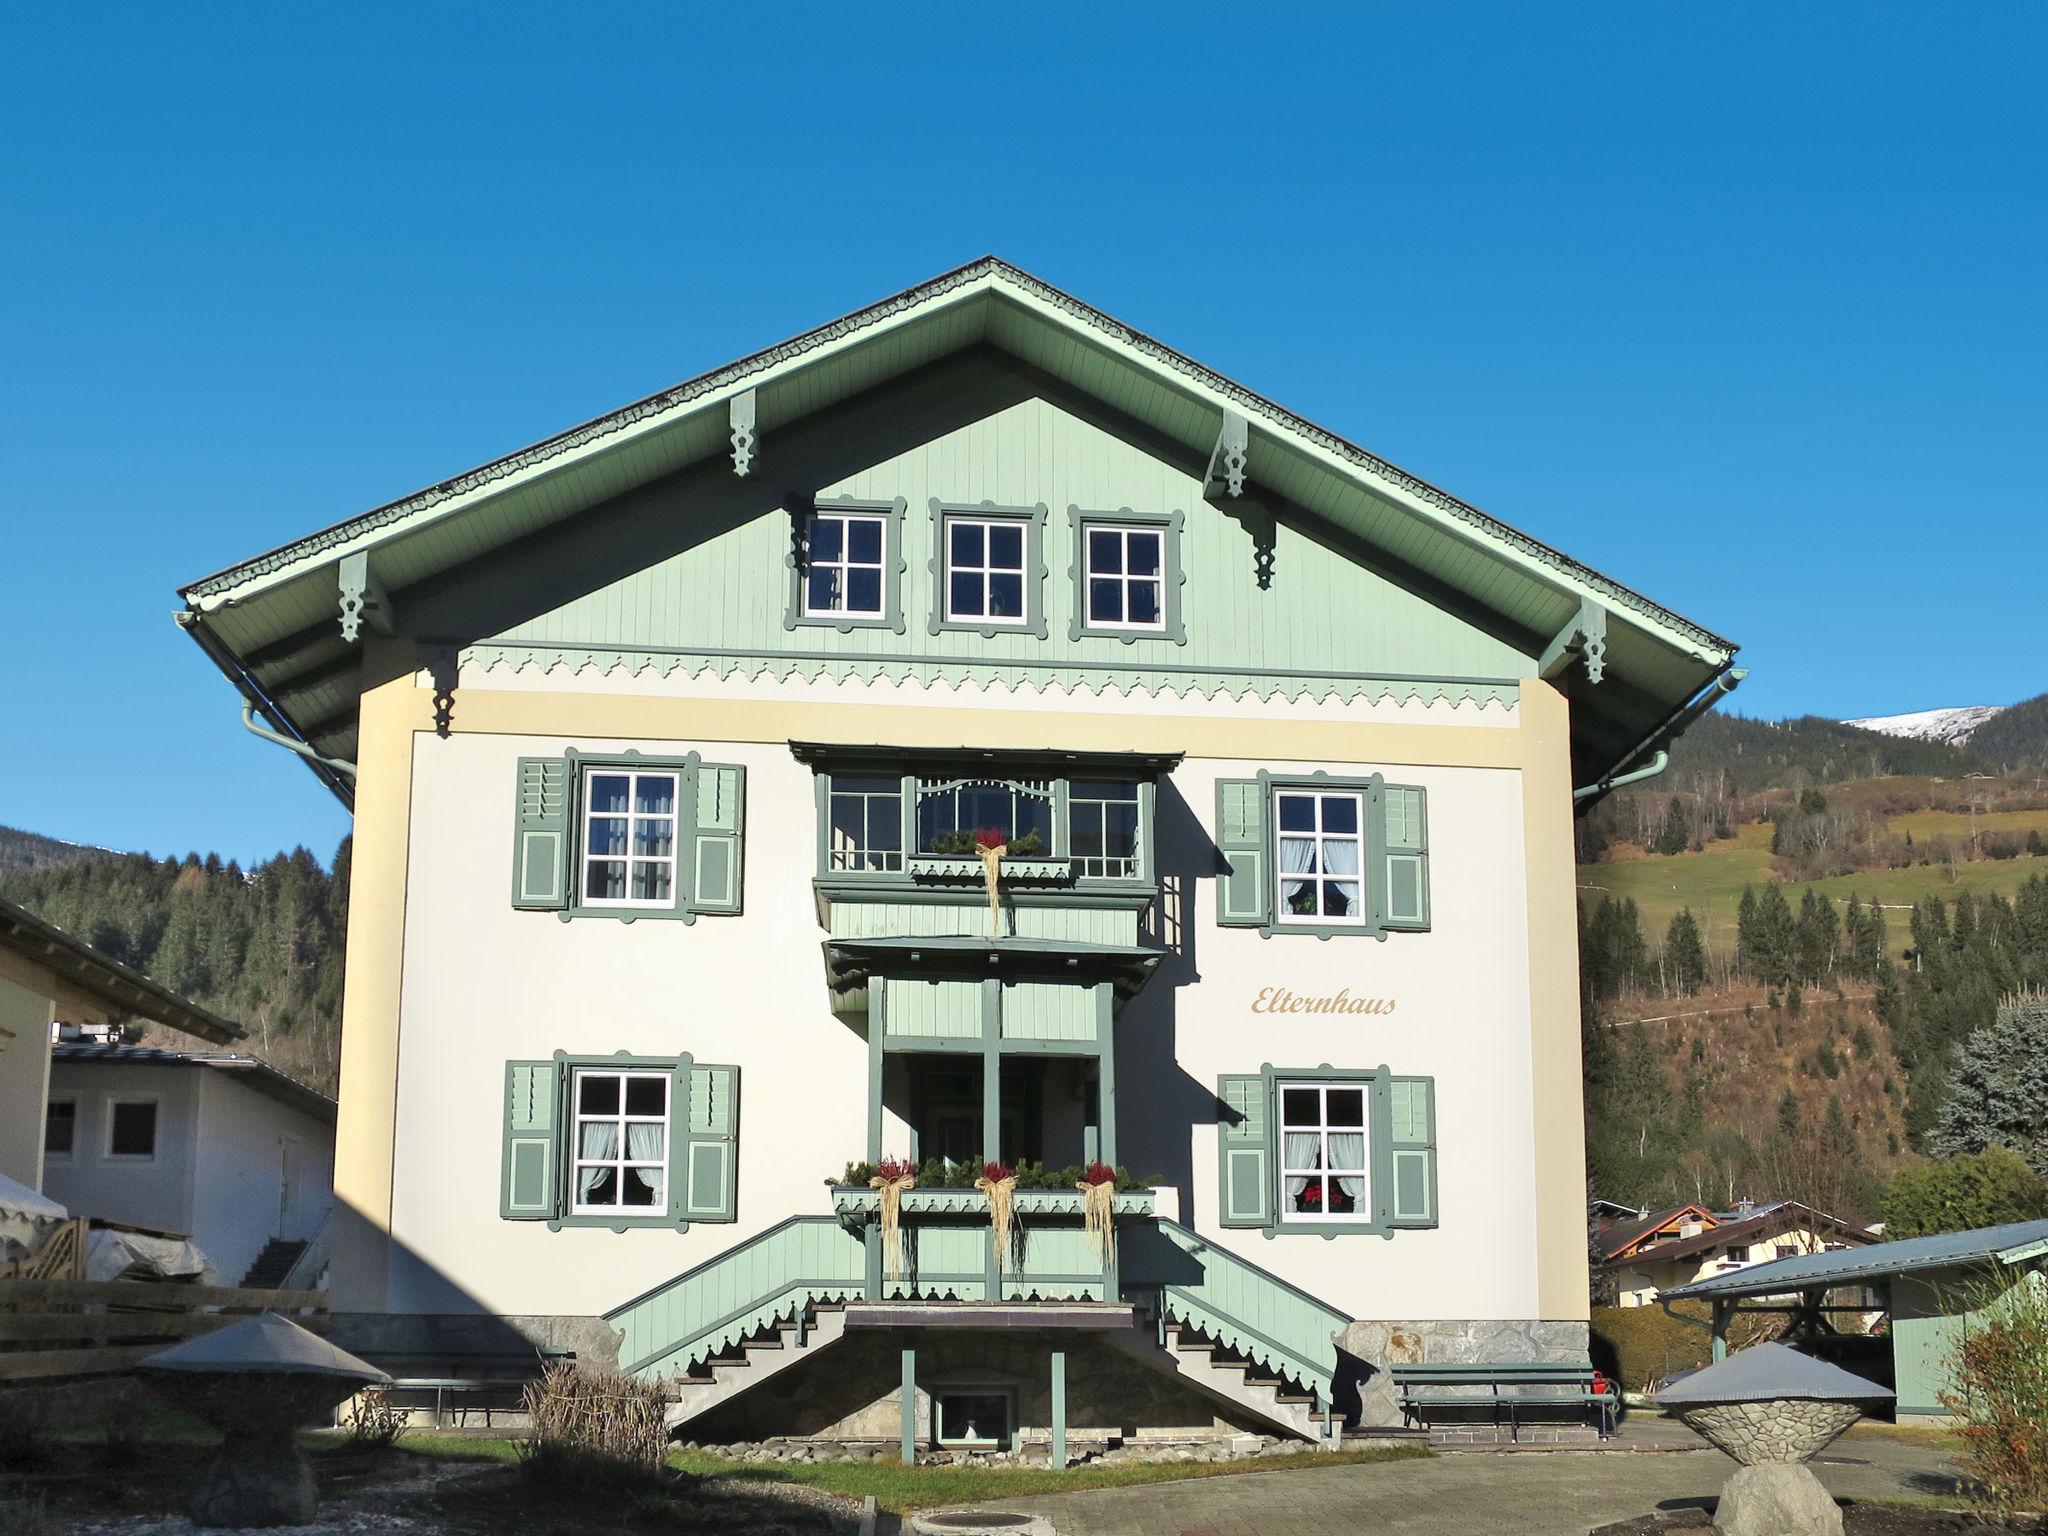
[
  {"x1": 1391, "y1": 1362, "x2": 1616, "y2": 1440},
  {"x1": 369, "y1": 1346, "x2": 575, "y2": 1428}
]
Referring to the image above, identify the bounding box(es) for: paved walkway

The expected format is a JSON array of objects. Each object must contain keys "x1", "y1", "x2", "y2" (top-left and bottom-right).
[{"x1": 970, "y1": 1429, "x2": 1962, "y2": 1536}]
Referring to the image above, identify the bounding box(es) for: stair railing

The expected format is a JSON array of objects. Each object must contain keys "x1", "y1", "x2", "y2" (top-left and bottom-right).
[
  {"x1": 1122, "y1": 1218, "x2": 1349, "y2": 1421},
  {"x1": 606, "y1": 1216, "x2": 866, "y2": 1381}
]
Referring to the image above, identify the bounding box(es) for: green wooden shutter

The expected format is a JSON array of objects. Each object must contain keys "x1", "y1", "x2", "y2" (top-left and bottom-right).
[
  {"x1": 512, "y1": 758, "x2": 573, "y2": 910},
  {"x1": 1217, "y1": 1073, "x2": 1274, "y2": 1228},
  {"x1": 1381, "y1": 784, "x2": 1431, "y2": 931},
  {"x1": 688, "y1": 763, "x2": 746, "y2": 916},
  {"x1": 1214, "y1": 780, "x2": 1269, "y2": 927},
  {"x1": 1387, "y1": 1075, "x2": 1438, "y2": 1228},
  {"x1": 501, "y1": 1060, "x2": 562, "y2": 1220},
  {"x1": 681, "y1": 1062, "x2": 739, "y2": 1222}
]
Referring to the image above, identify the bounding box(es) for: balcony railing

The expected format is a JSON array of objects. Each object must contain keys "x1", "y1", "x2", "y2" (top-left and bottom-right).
[{"x1": 830, "y1": 1185, "x2": 1155, "y2": 1303}]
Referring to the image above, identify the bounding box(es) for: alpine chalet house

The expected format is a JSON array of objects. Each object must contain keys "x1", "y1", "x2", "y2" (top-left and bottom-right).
[{"x1": 178, "y1": 259, "x2": 1740, "y2": 1457}]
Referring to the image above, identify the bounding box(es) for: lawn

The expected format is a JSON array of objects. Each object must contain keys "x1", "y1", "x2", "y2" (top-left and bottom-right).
[
  {"x1": 1580, "y1": 821, "x2": 2048, "y2": 962},
  {"x1": 404, "y1": 1435, "x2": 1428, "y2": 1516}
]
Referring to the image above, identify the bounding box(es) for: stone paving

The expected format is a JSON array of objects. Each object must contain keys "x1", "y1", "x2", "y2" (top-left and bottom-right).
[{"x1": 964, "y1": 1427, "x2": 1962, "y2": 1536}]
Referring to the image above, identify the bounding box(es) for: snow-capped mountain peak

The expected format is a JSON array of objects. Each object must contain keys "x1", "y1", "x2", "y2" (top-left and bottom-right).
[{"x1": 1842, "y1": 705, "x2": 2006, "y2": 745}]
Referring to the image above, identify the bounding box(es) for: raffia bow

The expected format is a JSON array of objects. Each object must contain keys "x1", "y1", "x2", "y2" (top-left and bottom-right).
[
  {"x1": 869, "y1": 1171, "x2": 916, "y2": 1283},
  {"x1": 974, "y1": 1171, "x2": 1019, "y2": 1273},
  {"x1": 1076, "y1": 1179, "x2": 1116, "y2": 1263},
  {"x1": 976, "y1": 838, "x2": 1006, "y2": 938}
]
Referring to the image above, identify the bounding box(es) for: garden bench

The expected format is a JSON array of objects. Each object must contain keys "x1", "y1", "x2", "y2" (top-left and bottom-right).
[
  {"x1": 1391, "y1": 1362, "x2": 1616, "y2": 1440},
  {"x1": 369, "y1": 1345, "x2": 576, "y2": 1428}
]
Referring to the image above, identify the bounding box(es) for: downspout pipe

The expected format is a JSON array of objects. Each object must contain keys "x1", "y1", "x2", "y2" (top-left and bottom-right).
[
  {"x1": 1573, "y1": 751, "x2": 1668, "y2": 802},
  {"x1": 241, "y1": 701, "x2": 357, "y2": 780},
  {"x1": 1573, "y1": 666, "x2": 1747, "y2": 805}
]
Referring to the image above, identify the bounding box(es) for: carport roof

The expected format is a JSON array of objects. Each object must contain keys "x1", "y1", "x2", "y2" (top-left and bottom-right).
[{"x1": 1661, "y1": 1219, "x2": 2048, "y2": 1300}]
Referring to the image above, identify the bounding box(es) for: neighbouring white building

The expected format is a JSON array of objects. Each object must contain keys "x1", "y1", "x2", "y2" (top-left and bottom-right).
[
  {"x1": 40, "y1": 1045, "x2": 336, "y2": 1288},
  {"x1": 178, "y1": 259, "x2": 1742, "y2": 1455}
]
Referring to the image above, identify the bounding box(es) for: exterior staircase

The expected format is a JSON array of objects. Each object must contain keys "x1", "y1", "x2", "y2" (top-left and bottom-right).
[
  {"x1": 240, "y1": 1237, "x2": 308, "y2": 1289},
  {"x1": 608, "y1": 1213, "x2": 1354, "y2": 1443}
]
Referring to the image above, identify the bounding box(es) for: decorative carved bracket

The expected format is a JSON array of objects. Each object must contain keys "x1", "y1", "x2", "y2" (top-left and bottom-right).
[
  {"x1": 1204, "y1": 409, "x2": 1249, "y2": 500},
  {"x1": 422, "y1": 645, "x2": 460, "y2": 737},
  {"x1": 729, "y1": 389, "x2": 757, "y2": 477},
  {"x1": 337, "y1": 551, "x2": 394, "y2": 644},
  {"x1": 1539, "y1": 598, "x2": 1609, "y2": 686}
]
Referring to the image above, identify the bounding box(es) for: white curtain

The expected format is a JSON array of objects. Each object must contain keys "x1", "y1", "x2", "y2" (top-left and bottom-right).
[
  {"x1": 1324, "y1": 838, "x2": 1360, "y2": 918},
  {"x1": 1280, "y1": 836, "x2": 1317, "y2": 914},
  {"x1": 627, "y1": 1123, "x2": 665, "y2": 1202},
  {"x1": 1329, "y1": 1132, "x2": 1367, "y2": 1209},
  {"x1": 578, "y1": 1121, "x2": 618, "y2": 1202},
  {"x1": 1283, "y1": 1131, "x2": 1321, "y2": 1206}
]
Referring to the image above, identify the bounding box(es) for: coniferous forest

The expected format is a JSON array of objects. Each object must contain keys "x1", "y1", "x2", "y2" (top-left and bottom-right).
[{"x1": 0, "y1": 830, "x2": 349, "y2": 1093}]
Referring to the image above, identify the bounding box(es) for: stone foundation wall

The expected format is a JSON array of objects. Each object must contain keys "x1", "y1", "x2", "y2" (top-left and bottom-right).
[
  {"x1": 689, "y1": 1330, "x2": 1259, "y2": 1446},
  {"x1": 1340, "y1": 1319, "x2": 1592, "y2": 1427}
]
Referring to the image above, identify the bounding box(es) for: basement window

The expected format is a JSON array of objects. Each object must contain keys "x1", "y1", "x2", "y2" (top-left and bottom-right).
[{"x1": 936, "y1": 1391, "x2": 1012, "y2": 1450}]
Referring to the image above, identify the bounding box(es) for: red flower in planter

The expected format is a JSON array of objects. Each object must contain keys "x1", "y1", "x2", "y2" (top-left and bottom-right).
[
  {"x1": 981, "y1": 1161, "x2": 1014, "y2": 1184},
  {"x1": 1081, "y1": 1161, "x2": 1116, "y2": 1188},
  {"x1": 1301, "y1": 1185, "x2": 1324, "y2": 1208},
  {"x1": 972, "y1": 826, "x2": 1011, "y2": 854},
  {"x1": 875, "y1": 1156, "x2": 912, "y2": 1183}
]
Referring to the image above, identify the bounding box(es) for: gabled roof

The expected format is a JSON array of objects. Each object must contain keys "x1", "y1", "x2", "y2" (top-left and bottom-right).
[
  {"x1": 1596, "y1": 1203, "x2": 1717, "y2": 1261},
  {"x1": 50, "y1": 1043, "x2": 334, "y2": 1123},
  {"x1": 178, "y1": 257, "x2": 1739, "y2": 807},
  {"x1": 0, "y1": 897, "x2": 243, "y2": 1045},
  {"x1": 1601, "y1": 1203, "x2": 1873, "y2": 1270},
  {"x1": 1661, "y1": 1219, "x2": 2048, "y2": 1301}
]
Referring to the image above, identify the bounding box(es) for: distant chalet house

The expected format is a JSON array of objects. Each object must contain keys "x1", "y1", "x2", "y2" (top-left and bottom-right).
[
  {"x1": 0, "y1": 896, "x2": 244, "y2": 1195},
  {"x1": 177, "y1": 258, "x2": 1742, "y2": 1453},
  {"x1": 1600, "y1": 1201, "x2": 1874, "y2": 1309},
  {"x1": 40, "y1": 1045, "x2": 336, "y2": 1288}
]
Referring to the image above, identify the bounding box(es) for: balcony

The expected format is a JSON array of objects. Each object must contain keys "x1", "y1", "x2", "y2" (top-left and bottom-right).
[{"x1": 829, "y1": 1184, "x2": 1157, "y2": 1302}]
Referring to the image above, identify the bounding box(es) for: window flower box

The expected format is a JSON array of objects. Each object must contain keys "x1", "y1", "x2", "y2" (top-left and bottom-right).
[
  {"x1": 830, "y1": 1186, "x2": 1155, "y2": 1220},
  {"x1": 908, "y1": 855, "x2": 1073, "y2": 884}
]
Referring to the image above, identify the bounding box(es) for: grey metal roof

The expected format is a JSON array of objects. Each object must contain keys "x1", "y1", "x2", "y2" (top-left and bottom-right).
[
  {"x1": 51, "y1": 1044, "x2": 335, "y2": 1123},
  {"x1": 1661, "y1": 1219, "x2": 2048, "y2": 1300},
  {"x1": 1654, "y1": 1342, "x2": 1892, "y2": 1406}
]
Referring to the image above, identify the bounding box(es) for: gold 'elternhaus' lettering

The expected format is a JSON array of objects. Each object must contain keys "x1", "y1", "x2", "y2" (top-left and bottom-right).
[{"x1": 1251, "y1": 987, "x2": 1398, "y2": 1016}]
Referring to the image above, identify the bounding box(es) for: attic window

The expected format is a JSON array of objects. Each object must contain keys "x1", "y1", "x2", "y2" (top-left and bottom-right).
[{"x1": 803, "y1": 511, "x2": 886, "y2": 619}]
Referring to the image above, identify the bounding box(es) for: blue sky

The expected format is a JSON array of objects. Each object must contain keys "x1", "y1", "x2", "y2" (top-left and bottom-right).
[{"x1": 3, "y1": 5, "x2": 2043, "y2": 865}]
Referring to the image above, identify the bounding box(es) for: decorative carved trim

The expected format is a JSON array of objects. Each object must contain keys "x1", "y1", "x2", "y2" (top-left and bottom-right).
[
  {"x1": 1206, "y1": 409, "x2": 1249, "y2": 499},
  {"x1": 729, "y1": 389, "x2": 757, "y2": 477},
  {"x1": 422, "y1": 645, "x2": 460, "y2": 737},
  {"x1": 338, "y1": 551, "x2": 368, "y2": 644}
]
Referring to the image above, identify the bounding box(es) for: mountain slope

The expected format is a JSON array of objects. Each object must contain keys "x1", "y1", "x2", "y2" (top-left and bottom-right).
[
  {"x1": 0, "y1": 824, "x2": 124, "y2": 877},
  {"x1": 1968, "y1": 692, "x2": 2048, "y2": 763},
  {"x1": 1662, "y1": 711, "x2": 1986, "y2": 794},
  {"x1": 1843, "y1": 705, "x2": 2006, "y2": 746}
]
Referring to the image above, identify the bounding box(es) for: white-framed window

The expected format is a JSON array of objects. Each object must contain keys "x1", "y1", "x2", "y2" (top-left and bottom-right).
[
  {"x1": 581, "y1": 768, "x2": 680, "y2": 907},
  {"x1": 802, "y1": 510, "x2": 887, "y2": 618},
  {"x1": 1275, "y1": 790, "x2": 1366, "y2": 925},
  {"x1": 1083, "y1": 525, "x2": 1165, "y2": 630},
  {"x1": 944, "y1": 517, "x2": 1028, "y2": 625},
  {"x1": 570, "y1": 1069, "x2": 669, "y2": 1214},
  {"x1": 1070, "y1": 780, "x2": 1141, "y2": 877},
  {"x1": 828, "y1": 774, "x2": 904, "y2": 872},
  {"x1": 44, "y1": 1097, "x2": 77, "y2": 1160},
  {"x1": 1278, "y1": 1081, "x2": 1368, "y2": 1222},
  {"x1": 935, "y1": 1389, "x2": 1012, "y2": 1449},
  {"x1": 105, "y1": 1098, "x2": 159, "y2": 1161}
]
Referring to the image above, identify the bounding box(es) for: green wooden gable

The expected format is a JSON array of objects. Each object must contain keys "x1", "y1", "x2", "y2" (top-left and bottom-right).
[{"x1": 179, "y1": 258, "x2": 1740, "y2": 804}]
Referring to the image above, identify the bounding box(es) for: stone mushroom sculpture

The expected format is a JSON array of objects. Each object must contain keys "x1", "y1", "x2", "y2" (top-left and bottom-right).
[
  {"x1": 137, "y1": 1311, "x2": 391, "y2": 1527},
  {"x1": 1654, "y1": 1342, "x2": 1894, "y2": 1536}
]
